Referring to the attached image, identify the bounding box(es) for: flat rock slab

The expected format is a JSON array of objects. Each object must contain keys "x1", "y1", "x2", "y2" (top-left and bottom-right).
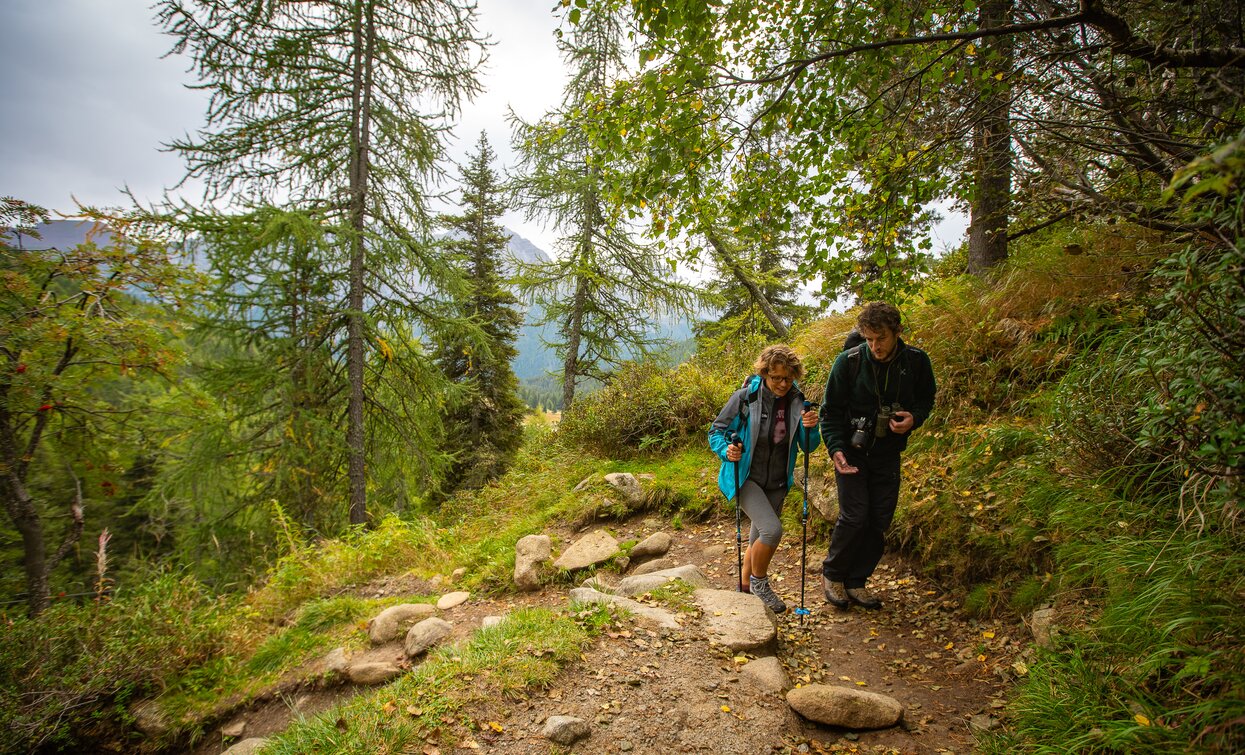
[
  {"x1": 436, "y1": 591, "x2": 470, "y2": 610},
  {"x1": 554, "y1": 530, "x2": 620, "y2": 571},
  {"x1": 615, "y1": 565, "x2": 707, "y2": 597},
  {"x1": 693, "y1": 588, "x2": 777, "y2": 653},
  {"x1": 787, "y1": 684, "x2": 904, "y2": 730},
  {"x1": 368, "y1": 603, "x2": 437, "y2": 644},
  {"x1": 569, "y1": 587, "x2": 681, "y2": 629},
  {"x1": 542, "y1": 715, "x2": 591, "y2": 745}
]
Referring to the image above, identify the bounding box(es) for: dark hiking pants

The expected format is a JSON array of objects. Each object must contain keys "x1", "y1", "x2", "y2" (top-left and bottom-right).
[{"x1": 821, "y1": 451, "x2": 902, "y2": 589}]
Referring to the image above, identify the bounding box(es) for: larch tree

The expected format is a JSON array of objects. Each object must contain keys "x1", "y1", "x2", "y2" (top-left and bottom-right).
[
  {"x1": 434, "y1": 133, "x2": 526, "y2": 492},
  {"x1": 157, "y1": 0, "x2": 487, "y2": 524},
  {"x1": 509, "y1": 0, "x2": 698, "y2": 410}
]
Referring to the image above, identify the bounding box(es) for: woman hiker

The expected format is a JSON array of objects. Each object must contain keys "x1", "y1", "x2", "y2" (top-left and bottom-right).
[{"x1": 709, "y1": 344, "x2": 821, "y2": 614}]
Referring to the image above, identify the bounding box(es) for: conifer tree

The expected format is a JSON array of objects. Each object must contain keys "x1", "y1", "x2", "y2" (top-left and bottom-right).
[
  {"x1": 510, "y1": 0, "x2": 696, "y2": 409},
  {"x1": 157, "y1": 0, "x2": 486, "y2": 524},
  {"x1": 434, "y1": 133, "x2": 525, "y2": 491}
]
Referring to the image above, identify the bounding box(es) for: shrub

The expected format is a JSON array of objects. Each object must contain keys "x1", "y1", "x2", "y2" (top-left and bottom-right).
[{"x1": 0, "y1": 572, "x2": 231, "y2": 752}]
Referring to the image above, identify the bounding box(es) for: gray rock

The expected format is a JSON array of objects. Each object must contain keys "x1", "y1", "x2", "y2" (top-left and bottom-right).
[
  {"x1": 569, "y1": 587, "x2": 681, "y2": 629},
  {"x1": 221, "y1": 720, "x2": 246, "y2": 738},
  {"x1": 542, "y1": 715, "x2": 591, "y2": 745},
  {"x1": 740, "y1": 656, "x2": 789, "y2": 694},
  {"x1": 514, "y1": 534, "x2": 552, "y2": 591},
  {"x1": 632, "y1": 557, "x2": 678, "y2": 575},
  {"x1": 970, "y1": 713, "x2": 998, "y2": 731},
  {"x1": 786, "y1": 685, "x2": 904, "y2": 729},
  {"x1": 368, "y1": 603, "x2": 437, "y2": 644},
  {"x1": 604, "y1": 472, "x2": 644, "y2": 504},
  {"x1": 1030, "y1": 607, "x2": 1056, "y2": 648},
  {"x1": 481, "y1": 615, "x2": 503, "y2": 629},
  {"x1": 130, "y1": 700, "x2": 169, "y2": 736},
  {"x1": 322, "y1": 646, "x2": 349, "y2": 675},
  {"x1": 436, "y1": 591, "x2": 470, "y2": 610},
  {"x1": 574, "y1": 476, "x2": 594, "y2": 492},
  {"x1": 451, "y1": 567, "x2": 467, "y2": 582},
  {"x1": 615, "y1": 565, "x2": 708, "y2": 596},
  {"x1": 699, "y1": 544, "x2": 727, "y2": 560},
  {"x1": 630, "y1": 531, "x2": 672, "y2": 561},
  {"x1": 221, "y1": 738, "x2": 270, "y2": 755},
  {"x1": 404, "y1": 617, "x2": 453, "y2": 657},
  {"x1": 581, "y1": 575, "x2": 614, "y2": 592},
  {"x1": 693, "y1": 588, "x2": 777, "y2": 652},
  {"x1": 347, "y1": 661, "x2": 404, "y2": 685},
  {"x1": 554, "y1": 530, "x2": 620, "y2": 571}
]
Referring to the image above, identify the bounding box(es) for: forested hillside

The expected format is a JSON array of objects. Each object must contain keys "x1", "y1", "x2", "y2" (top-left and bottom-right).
[{"x1": 2, "y1": 0, "x2": 1241, "y2": 753}]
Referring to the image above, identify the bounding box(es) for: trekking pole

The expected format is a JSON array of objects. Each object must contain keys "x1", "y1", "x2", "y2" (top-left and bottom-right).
[
  {"x1": 795, "y1": 401, "x2": 818, "y2": 622},
  {"x1": 730, "y1": 431, "x2": 744, "y2": 593}
]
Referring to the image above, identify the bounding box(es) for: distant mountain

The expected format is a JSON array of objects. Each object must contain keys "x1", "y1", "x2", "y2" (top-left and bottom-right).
[{"x1": 5, "y1": 220, "x2": 695, "y2": 394}]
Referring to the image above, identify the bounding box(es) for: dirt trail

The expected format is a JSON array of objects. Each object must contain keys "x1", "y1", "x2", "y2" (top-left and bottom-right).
[{"x1": 194, "y1": 515, "x2": 1027, "y2": 755}]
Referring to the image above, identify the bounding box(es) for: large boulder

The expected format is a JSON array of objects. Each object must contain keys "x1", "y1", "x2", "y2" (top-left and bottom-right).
[
  {"x1": 693, "y1": 588, "x2": 777, "y2": 653},
  {"x1": 404, "y1": 617, "x2": 453, "y2": 658},
  {"x1": 629, "y1": 531, "x2": 672, "y2": 562},
  {"x1": 514, "y1": 534, "x2": 552, "y2": 591},
  {"x1": 604, "y1": 472, "x2": 644, "y2": 505},
  {"x1": 615, "y1": 565, "x2": 708, "y2": 597},
  {"x1": 554, "y1": 530, "x2": 620, "y2": 571},
  {"x1": 368, "y1": 603, "x2": 437, "y2": 644},
  {"x1": 786, "y1": 685, "x2": 904, "y2": 729}
]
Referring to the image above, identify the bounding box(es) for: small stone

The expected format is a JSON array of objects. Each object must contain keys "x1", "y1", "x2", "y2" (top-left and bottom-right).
[
  {"x1": 221, "y1": 738, "x2": 269, "y2": 755},
  {"x1": 436, "y1": 591, "x2": 470, "y2": 610},
  {"x1": 542, "y1": 715, "x2": 591, "y2": 745},
  {"x1": 620, "y1": 740, "x2": 634, "y2": 751},
  {"x1": 221, "y1": 720, "x2": 246, "y2": 738}
]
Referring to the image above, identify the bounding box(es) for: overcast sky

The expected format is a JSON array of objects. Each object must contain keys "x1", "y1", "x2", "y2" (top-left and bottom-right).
[{"x1": 0, "y1": 0, "x2": 568, "y2": 253}]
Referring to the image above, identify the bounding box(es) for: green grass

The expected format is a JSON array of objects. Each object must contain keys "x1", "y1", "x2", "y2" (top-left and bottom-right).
[{"x1": 261, "y1": 603, "x2": 616, "y2": 753}]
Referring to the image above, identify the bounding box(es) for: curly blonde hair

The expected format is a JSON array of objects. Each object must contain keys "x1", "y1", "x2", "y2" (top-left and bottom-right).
[{"x1": 753, "y1": 344, "x2": 804, "y2": 381}]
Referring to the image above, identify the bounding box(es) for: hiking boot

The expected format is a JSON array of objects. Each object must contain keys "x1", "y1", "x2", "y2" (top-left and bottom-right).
[
  {"x1": 749, "y1": 576, "x2": 787, "y2": 614},
  {"x1": 822, "y1": 576, "x2": 849, "y2": 609},
  {"x1": 846, "y1": 585, "x2": 882, "y2": 610}
]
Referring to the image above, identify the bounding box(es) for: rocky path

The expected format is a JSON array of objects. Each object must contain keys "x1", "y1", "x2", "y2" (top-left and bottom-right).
[{"x1": 201, "y1": 514, "x2": 1030, "y2": 755}]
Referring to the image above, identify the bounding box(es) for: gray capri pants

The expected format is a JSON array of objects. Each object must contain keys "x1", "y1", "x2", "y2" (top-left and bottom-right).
[{"x1": 739, "y1": 480, "x2": 787, "y2": 547}]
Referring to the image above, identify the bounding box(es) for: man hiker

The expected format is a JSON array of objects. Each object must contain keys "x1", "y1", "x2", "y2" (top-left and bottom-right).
[
  {"x1": 709, "y1": 344, "x2": 821, "y2": 614},
  {"x1": 819, "y1": 302, "x2": 936, "y2": 610}
]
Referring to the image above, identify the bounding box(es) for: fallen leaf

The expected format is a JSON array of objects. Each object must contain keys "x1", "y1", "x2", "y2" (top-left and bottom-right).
[
  {"x1": 382, "y1": 702, "x2": 397, "y2": 715},
  {"x1": 487, "y1": 721, "x2": 504, "y2": 732},
  {"x1": 983, "y1": 631, "x2": 995, "y2": 639},
  {"x1": 1135, "y1": 714, "x2": 1151, "y2": 727},
  {"x1": 721, "y1": 705, "x2": 731, "y2": 713}
]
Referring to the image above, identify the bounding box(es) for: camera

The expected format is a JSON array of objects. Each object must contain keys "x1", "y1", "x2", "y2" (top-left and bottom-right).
[
  {"x1": 875, "y1": 403, "x2": 904, "y2": 438},
  {"x1": 849, "y1": 417, "x2": 870, "y2": 449}
]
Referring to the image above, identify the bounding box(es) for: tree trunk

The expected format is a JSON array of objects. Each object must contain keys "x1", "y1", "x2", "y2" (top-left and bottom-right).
[
  {"x1": 704, "y1": 229, "x2": 789, "y2": 339},
  {"x1": 967, "y1": 0, "x2": 1014, "y2": 274},
  {"x1": 346, "y1": 0, "x2": 376, "y2": 526},
  {"x1": 561, "y1": 273, "x2": 588, "y2": 411}
]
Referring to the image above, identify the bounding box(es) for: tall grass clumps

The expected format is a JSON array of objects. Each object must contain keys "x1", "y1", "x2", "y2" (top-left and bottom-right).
[
  {"x1": 260, "y1": 603, "x2": 614, "y2": 754},
  {"x1": 247, "y1": 513, "x2": 452, "y2": 622},
  {"x1": 0, "y1": 572, "x2": 232, "y2": 753}
]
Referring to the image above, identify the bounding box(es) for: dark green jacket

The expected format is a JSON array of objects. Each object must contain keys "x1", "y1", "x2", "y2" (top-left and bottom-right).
[{"x1": 818, "y1": 339, "x2": 936, "y2": 457}]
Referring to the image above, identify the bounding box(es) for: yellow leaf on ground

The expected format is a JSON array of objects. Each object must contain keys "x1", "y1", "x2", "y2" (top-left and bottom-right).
[
  {"x1": 721, "y1": 705, "x2": 731, "y2": 713},
  {"x1": 1135, "y1": 714, "x2": 1151, "y2": 726},
  {"x1": 488, "y1": 721, "x2": 504, "y2": 732}
]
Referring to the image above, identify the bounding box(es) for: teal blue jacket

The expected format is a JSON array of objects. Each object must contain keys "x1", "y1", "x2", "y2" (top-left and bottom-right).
[{"x1": 708, "y1": 375, "x2": 821, "y2": 500}]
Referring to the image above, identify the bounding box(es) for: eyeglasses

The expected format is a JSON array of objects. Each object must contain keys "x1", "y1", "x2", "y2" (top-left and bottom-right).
[{"x1": 766, "y1": 373, "x2": 793, "y2": 385}]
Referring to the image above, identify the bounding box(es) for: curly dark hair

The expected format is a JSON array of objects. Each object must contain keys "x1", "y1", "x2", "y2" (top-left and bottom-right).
[
  {"x1": 857, "y1": 302, "x2": 903, "y2": 335},
  {"x1": 753, "y1": 344, "x2": 805, "y2": 381}
]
